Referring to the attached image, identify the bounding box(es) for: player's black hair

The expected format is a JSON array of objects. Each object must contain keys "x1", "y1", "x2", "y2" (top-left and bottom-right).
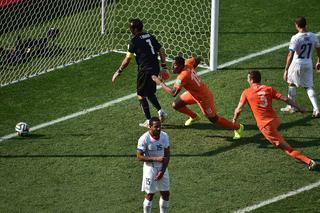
[
  {"x1": 149, "y1": 117, "x2": 160, "y2": 126},
  {"x1": 248, "y1": 70, "x2": 261, "y2": 83},
  {"x1": 129, "y1": 18, "x2": 143, "y2": 32},
  {"x1": 295, "y1": 16, "x2": 306, "y2": 28},
  {"x1": 174, "y1": 55, "x2": 185, "y2": 67}
]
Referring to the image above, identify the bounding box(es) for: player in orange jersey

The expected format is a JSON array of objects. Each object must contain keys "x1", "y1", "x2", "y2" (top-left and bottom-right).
[
  {"x1": 232, "y1": 70, "x2": 318, "y2": 170},
  {"x1": 152, "y1": 55, "x2": 244, "y2": 139}
]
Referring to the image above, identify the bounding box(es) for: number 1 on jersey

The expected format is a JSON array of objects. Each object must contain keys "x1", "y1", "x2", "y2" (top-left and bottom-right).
[{"x1": 146, "y1": 39, "x2": 155, "y2": 55}]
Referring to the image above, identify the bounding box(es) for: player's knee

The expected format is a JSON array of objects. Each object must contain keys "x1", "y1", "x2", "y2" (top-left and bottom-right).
[
  {"x1": 145, "y1": 193, "x2": 154, "y2": 201},
  {"x1": 160, "y1": 191, "x2": 170, "y2": 200}
]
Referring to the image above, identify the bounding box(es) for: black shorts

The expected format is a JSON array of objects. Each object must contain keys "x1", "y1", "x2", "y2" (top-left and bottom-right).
[{"x1": 136, "y1": 67, "x2": 160, "y2": 97}]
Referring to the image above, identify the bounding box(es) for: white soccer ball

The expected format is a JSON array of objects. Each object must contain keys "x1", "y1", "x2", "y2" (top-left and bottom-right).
[{"x1": 15, "y1": 122, "x2": 29, "y2": 136}]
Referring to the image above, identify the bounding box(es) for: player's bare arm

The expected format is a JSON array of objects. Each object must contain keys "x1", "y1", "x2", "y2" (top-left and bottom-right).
[
  {"x1": 112, "y1": 55, "x2": 132, "y2": 82},
  {"x1": 279, "y1": 95, "x2": 306, "y2": 113},
  {"x1": 158, "y1": 47, "x2": 170, "y2": 80},
  {"x1": 136, "y1": 151, "x2": 167, "y2": 163},
  {"x1": 232, "y1": 102, "x2": 245, "y2": 123},
  {"x1": 316, "y1": 47, "x2": 320, "y2": 71},
  {"x1": 151, "y1": 75, "x2": 180, "y2": 97},
  {"x1": 283, "y1": 51, "x2": 294, "y2": 82},
  {"x1": 155, "y1": 147, "x2": 170, "y2": 181}
]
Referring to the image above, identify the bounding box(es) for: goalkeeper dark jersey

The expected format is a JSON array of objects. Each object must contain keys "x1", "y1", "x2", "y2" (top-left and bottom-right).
[{"x1": 128, "y1": 32, "x2": 161, "y2": 74}]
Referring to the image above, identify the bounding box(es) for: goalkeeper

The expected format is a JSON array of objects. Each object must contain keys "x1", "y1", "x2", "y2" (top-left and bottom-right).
[{"x1": 112, "y1": 18, "x2": 169, "y2": 128}]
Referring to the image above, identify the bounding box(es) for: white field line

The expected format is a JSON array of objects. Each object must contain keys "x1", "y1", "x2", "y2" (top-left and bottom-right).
[
  {"x1": 233, "y1": 180, "x2": 320, "y2": 213},
  {"x1": 1, "y1": 50, "x2": 113, "y2": 88},
  {"x1": 0, "y1": 93, "x2": 136, "y2": 142},
  {"x1": 2, "y1": 32, "x2": 320, "y2": 142}
]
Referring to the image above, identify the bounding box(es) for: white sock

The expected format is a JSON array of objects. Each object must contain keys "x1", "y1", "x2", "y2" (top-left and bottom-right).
[
  {"x1": 286, "y1": 86, "x2": 297, "y2": 109},
  {"x1": 143, "y1": 198, "x2": 152, "y2": 213},
  {"x1": 288, "y1": 86, "x2": 296, "y2": 102},
  {"x1": 306, "y1": 87, "x2": 319, "y2": 112},
  {"x1": 159, "y1": 197, "x2": 169, "y2": 213}
]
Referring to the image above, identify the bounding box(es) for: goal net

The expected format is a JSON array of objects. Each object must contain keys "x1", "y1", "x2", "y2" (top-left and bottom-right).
[{"x1": 0, "y1": 0, "x2": 217, "y2": 87}]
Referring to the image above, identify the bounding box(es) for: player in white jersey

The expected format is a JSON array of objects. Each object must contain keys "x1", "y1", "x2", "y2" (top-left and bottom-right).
[
  {"x1": 137, "y1": 117, "x2": 170, "y2": 213},
  {"x1": 281, "y1": 16, "x2": 320, "y2": 118}
]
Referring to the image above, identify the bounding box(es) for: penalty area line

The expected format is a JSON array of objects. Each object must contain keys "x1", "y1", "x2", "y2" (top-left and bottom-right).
[
  {"x1": 233, "y1": 180, "x2": 320, "y2": 213},
  {"x1": 1, "y1": 33, "x2": 319, "y2": 142}
]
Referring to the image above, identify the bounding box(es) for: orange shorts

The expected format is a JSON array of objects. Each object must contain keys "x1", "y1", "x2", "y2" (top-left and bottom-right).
[
  {"x1": 259, "y1": 118, "x2": 284, "y2": 146},
  {"x1": 180, "y1": 91, "x2": 216, "y2": 117}
]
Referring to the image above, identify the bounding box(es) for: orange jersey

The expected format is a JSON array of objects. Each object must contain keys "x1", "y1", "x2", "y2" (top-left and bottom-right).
[
  {"x1": 239, "y1": 83, "x2": 282, "y2": 129},
  {"x1": 173, "y1": 64, "x2": 212, "y2": 101}
]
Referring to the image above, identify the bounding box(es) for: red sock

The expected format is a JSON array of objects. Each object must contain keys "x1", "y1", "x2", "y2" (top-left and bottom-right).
[
  {"x1": 284, "y1": 149, "x2": 311, "y2": 165},
  {"x1": 176, "y1": 106, "x2": 197, "y2": 118},
  {"x1": 216, "y1": 116, "x2": 240, "y2": 130}
]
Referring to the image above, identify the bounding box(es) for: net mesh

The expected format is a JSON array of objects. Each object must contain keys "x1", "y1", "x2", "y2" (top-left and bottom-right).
[{"x1": 0, "y1": 0, "x2": 211, "y2": 87}]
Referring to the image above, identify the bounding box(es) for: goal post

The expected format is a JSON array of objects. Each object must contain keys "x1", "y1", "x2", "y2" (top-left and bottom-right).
[
  {"x1": 0, "y1": 0, "x2": 219, "y2": 87},
  {"x1": 210, "y1": 0, "x2": 219, "y2": 71}
]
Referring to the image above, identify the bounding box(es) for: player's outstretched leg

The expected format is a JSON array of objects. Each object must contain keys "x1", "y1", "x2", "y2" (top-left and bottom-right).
[
  {"x1": 209, "y1": 115, "x2": 239, "y2": 130},
  {"x1": 208, "y1": 115, "x2": 244, "y2": 139},
  {"x1": 278, "y1": 141, "x2": 318, "y2": 170},
  {"x1": 172, "y1": 96, "x2": 200, "y2": 126}
]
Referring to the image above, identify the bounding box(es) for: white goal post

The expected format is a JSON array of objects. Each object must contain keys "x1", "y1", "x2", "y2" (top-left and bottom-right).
[{"x1": 0, "y1": 0, "x2": 219, "y2": 87}]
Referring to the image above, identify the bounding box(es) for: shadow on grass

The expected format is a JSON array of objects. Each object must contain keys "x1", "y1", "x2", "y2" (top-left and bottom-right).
[
  {"x1": 1, "y1": 114, "x2": 318, "y2": 159},
  {"x1": 163, "y1": 123, "x2": 258, "y2": 131},
  {"x1": 12, "y1": 133, "x2": 48, "y2": 140},
  {"x1": 179, "y1": 114, "x2": 319, "y2": 157}
]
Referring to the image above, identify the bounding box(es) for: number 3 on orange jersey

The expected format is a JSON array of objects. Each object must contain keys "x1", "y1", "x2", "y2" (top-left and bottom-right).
[{"x1": 258, "y1": 91, "x2": 268, "y2": 107}]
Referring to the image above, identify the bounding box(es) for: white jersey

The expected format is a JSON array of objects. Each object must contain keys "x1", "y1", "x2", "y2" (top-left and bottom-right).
[
  {"x1": 137, "y1": 131, "x2": 169, "y2": 168},
  {"x1": 289, "y1": 32, "x2": 320, "y2": 64}
]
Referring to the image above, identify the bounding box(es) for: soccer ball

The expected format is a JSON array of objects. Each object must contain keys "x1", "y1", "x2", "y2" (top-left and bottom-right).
[{"x1": 15, "y1": 122, "x2": 29, "y2": 136}]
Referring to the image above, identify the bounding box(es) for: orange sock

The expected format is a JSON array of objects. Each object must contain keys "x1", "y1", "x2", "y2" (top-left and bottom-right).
[
  {"x1": 216, "y1": 116, "x2": 240, "y2": 130},
  {"x1": 283, "y1": 147, "x2": 311, "y2": 165},
  {"x1": 176, "y1": 106, "x2": 197, "y2": 118}
]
